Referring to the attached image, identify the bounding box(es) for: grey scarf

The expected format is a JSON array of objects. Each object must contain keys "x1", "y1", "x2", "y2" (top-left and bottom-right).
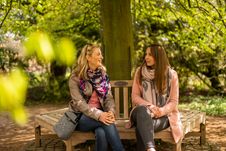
[{"x1": 141, "y1": 66, "x2": 170, "y2": 107}]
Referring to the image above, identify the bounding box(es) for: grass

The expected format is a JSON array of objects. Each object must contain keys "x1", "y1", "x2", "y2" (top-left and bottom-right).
[{"x1": 179, "y1": 95, "x2": 226, "y2": 116}]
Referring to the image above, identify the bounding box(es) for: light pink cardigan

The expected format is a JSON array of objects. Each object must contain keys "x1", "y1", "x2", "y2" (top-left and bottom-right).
[{"x1": 131, "y1": 68, "x2": 183, "y2": 143}]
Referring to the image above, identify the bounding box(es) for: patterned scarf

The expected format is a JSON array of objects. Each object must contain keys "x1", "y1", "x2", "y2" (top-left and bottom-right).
[
  {"x1": 141, "y1": 66, "x2": 170, "y2": 107},
  {"x1": 79, "y1": 67, "x2": 110, "y2": 100}
]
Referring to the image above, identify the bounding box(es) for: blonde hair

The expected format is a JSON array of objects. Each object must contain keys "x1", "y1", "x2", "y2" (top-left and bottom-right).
[{"x1": 74, "y1": 44, "x2": 106, "y2": 80}]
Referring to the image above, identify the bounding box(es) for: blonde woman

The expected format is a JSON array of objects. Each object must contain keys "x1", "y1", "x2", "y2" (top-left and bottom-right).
[
  {"x1": 130, "y1": 44, "x2": 183, "y2": 151},
  {"x1": 68, "y1": 44, "x2": 124, "y2": 151}
]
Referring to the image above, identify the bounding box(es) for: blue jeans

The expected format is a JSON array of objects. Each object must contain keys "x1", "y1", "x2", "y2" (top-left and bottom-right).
[{"x1": 76, "y1": 114, "x2": 124, "y2": 151}]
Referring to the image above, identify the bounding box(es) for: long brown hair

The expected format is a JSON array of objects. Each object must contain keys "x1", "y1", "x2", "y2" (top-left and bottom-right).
[
  {"x1": 74, "y1": 44, "x2": 106, "y2": 80},
  {"x1": 138, "y1": 44, "x2": 170, "y2": 94}
]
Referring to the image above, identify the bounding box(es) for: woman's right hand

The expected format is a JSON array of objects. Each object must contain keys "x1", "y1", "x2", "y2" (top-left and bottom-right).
[{"x1": 99, "y1": 112, "x2": 115, "y2": 125}]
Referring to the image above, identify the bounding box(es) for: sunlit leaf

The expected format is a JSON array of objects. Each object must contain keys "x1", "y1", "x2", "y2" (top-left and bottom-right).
[
  {"x1": 55, "y1": 38, "x2": 76, "y2": 66},
  {"x1": 0, "y1": 69, "x2": 28, "y2": 125},
  {"x1": 12, "y1": 107, "x2": 27, "y2": 125},
  {"x1": 23, "y1": 32, "x2": 55, "y2": 62}
]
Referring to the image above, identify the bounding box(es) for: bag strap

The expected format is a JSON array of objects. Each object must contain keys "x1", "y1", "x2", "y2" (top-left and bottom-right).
[{"x1": 64, "y1": 112, "x2": 81, "y2": 124}]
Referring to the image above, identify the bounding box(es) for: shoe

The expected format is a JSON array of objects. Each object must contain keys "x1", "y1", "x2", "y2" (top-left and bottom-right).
[{"x1": 147, "y1": 148, "x2": 156, "y2": 151}]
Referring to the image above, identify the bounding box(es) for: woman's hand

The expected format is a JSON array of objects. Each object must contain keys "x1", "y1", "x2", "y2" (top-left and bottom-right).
[
  {"x1": 107, "y1": 111, "x2": 115, "y2": 122},
  {"x1": 99, "y1": 111, "x2": 115, "y2": 125},
  {"x1": 151, "y1": 106, "x2": 161, "y2": 118}
]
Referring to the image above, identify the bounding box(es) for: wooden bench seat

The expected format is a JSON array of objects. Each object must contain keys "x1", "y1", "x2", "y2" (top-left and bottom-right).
[{"x1": 34, "y1": 80, "x2": 206, "y2": 151}]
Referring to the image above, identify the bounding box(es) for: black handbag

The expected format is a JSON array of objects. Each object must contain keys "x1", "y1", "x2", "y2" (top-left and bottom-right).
[{"x1": 53, "y1": 110, "x2": 82, "y2": 140}]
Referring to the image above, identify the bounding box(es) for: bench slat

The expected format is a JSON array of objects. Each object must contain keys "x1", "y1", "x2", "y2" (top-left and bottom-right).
[
  {"x1": 123, "y1": 87, "x2": 129, "y2": 118},
  {"x1": 114, "y1": 88, "x2": 120, "y2": 117}
]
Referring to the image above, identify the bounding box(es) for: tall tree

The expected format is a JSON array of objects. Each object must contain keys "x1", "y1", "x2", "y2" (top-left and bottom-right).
[{"x1": 100, "y1": 0, "x2": 134, "y2": 80}]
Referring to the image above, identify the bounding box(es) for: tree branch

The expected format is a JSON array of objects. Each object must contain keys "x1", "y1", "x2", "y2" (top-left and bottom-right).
[
  {"x1": 202, "y1": 0, "x2": 226, "y2": 28},
  {"x1": 0, "y1": 0, "x2": 13, "y2": 29}
]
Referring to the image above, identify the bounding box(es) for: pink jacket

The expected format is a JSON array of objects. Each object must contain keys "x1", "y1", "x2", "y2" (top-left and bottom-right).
[{"x1": 131, "y1": 68, "x2": 183, "y2": 143}]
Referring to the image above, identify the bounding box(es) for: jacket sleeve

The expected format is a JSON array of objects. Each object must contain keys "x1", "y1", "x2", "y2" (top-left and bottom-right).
[
  {"x1": 159, "y1": 70, "x2": 179, "y2": 116},
  {"x1": 132, "y1": 68, "x2": 154, "y2": 106},
  {"x1": 103, "y1": 85, "x2": 116, "y2": 114},
  {"x1": 68, "y1": 73, "x2": 103, "y2": 121}
]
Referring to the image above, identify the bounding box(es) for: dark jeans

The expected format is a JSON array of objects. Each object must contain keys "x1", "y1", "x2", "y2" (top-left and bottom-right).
[
  {"x1": 131, "y1": 106, "x2": 170, "y2": 151},
  {"x1": 76, "y1": 114, "x2": 124, "y2": 151}
]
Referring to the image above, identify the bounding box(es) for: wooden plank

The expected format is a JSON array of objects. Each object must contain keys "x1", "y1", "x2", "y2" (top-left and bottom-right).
[
  {"x1": 42, "y1": 114, "x2": 59, "y2": 123},
  {"x1": 40, "y1": 134, "x2": 58, "y2": 140},
  {"x1": 200, "y1": 123, "x2": 206, "y2": 145},
  {"x1": 65, "y1": 139, "x2": 73, "y2": 151},
  {"x1": 35, "y1": 126, "x2": 41, "y2": 147},
  {"x1": 114, "y1": 88, "x2": 120, "y2": 118},
  {"x1": 110, "y1": 80, "x2": 133, "y2": 88},
  {"x1": 40, "y1": 108, "x2": 68, "y2": 115},
  {"x1": 69, "y1": 132, "x2": 95, "y2": 146},
  {"x1": 123, "y1": 87, "x2": 129, "y2": 118},
  {"x1": 185, "y1": 132, "x2": 201, "y2": 137},
  {"x1": 174, "y1": 139, "x2": 182, "y2": 151},
  {"x1": 35, "y1": 116, "x2": 56, "y2": 132}
]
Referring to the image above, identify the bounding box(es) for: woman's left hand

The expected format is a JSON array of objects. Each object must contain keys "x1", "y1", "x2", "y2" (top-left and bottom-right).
[
  {"x1": 151, "y1": 106, "x2": 161, "y2": 118},
  {"x1": 107, "y1": 111, "x2": 115, "y2": 123}
]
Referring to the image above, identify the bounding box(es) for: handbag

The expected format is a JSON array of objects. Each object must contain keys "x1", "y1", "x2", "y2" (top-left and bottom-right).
[{"x1": 53, "y1": 110, "x2": 82, "y2": 140}]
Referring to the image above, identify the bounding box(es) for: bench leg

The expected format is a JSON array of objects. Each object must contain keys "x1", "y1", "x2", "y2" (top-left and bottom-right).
[
  {"x1": 174, "y1": 139, "x2": 182, "y2": 151},
  {"x1": 65, "y1": 140, "x2": 73, "y2": 151},
  {"x1": 200, "y1": 123, "x2": 206, "y2": 145},
  {"x1": 35, "y1": 126, "x2": 41, "y2": 147}
]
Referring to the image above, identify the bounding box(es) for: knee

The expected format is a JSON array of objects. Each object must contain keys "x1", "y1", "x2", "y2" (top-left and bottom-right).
[
  {"x1": 104, "y1": 124, "x2": 117, "y2": 134},
  {"x1": 95, "y1": 127, "x2": 106, "y2": 139},
  {"x1": 133, "y1": 106, "x2": 147, "y2": 115},
  {"x1": 132, "y1": 106, "x2": 149, "y2": 120}
]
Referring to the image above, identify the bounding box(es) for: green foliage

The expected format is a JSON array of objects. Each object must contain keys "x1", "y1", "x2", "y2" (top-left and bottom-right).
[
  {"x1": 179, "y1": 95, "x2": 226, "y2": 116},
  {"x1": 0, "y1": 47, "x2": 26, "y2": 72},
  {"x1": 0, "y1": 0, "x2": 100, "y2": 45},
  {"x1": 132, "y1": 0, "x2": 226, "y2": 93}
]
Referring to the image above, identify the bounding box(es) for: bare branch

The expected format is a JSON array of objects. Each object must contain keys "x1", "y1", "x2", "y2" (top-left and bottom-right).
[
  {"x1": 202, "y1": 0, "x2": 226, "y2": 28},
  {"x1": 0, "y1": 0, "x2": 13, "y2": 29}
]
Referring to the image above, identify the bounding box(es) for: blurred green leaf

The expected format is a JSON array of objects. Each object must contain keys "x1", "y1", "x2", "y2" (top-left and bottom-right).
[
  {"x1": 12, "y1": 107, "x2": 27, "y2": 125},
  {"x1": 23, "y1": 32, "x2": 55, "y2": 62},
  {"x1": 23, "y1": 32, "x2": 76, "y2": 66},
  {"x1": 55, "y1": 38, "x2": 76, "y2": 66},
  {"x1": 0, "y1": 68, "x2": 28, "y2": 125}
]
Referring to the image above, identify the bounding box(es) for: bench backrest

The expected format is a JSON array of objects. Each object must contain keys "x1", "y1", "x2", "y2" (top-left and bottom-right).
[{"x1": 110, "y1": 80, "x2": 133, "y2": 119}]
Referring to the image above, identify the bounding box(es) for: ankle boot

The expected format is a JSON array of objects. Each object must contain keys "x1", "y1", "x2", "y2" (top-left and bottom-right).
[{"x1": 147, "y1": 148, "x2": 156, "y2": 151}]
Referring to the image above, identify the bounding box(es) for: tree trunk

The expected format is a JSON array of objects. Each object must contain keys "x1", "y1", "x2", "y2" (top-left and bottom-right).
[{"x1": 100, "y1": 0, "x2": 134, "y2": 80}]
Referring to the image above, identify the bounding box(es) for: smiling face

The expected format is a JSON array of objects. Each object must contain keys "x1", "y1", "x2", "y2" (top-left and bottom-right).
[
  {"x1": 145, "y1": 47, "x2": 155, "y2": 66},
  {"x1": 86, "y1": 47, "x2": 103, "y2": 70}
]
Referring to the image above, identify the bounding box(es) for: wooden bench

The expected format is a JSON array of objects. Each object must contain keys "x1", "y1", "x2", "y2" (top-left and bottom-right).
[{"x1": 35, "y1": 80, "x2": 206, "y2": 151}]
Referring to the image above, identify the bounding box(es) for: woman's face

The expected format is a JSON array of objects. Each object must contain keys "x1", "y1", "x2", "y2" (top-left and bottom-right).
[
  {"x1": 87, "y1": 47, "x2": 103, "y2": 70},
  {"x1": 145, "y1": 47, "x2": 155, "y2": 66}
]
